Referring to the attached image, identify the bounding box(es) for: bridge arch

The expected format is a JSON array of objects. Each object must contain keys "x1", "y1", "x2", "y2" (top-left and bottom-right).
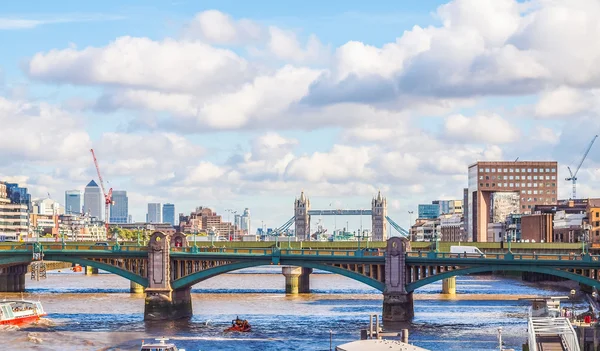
[
  {"x1": 42, "y1": 255, "x2": 148, "y2": 287},
  {"x1": 171, "y1": 261, "x2": 385, "y2": 291},
  {"x1": 406, "y1": 265, "x2": 600, "y2": 293}
]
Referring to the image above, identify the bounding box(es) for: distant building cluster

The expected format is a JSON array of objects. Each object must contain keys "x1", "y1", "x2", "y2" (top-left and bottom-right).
[
  {"x1": 178, "y1": 207, "x2": 251, "y2": 240},
  {"x1": 409, "y1": 160, "x2": 600, "y2": 245}
]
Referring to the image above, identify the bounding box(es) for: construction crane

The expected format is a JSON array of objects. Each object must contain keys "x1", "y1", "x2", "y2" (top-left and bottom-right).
[
  {"x1": 566, "y1": 135, "x2": 598, "y2": 199},
  {"x1": 90, "y1": 149, "x2": 113, "y2": 233}
]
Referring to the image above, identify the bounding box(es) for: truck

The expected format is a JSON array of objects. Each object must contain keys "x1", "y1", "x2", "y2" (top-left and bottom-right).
[{"x1": 450, "y1": 245, "x2": 485, "y2": 258}]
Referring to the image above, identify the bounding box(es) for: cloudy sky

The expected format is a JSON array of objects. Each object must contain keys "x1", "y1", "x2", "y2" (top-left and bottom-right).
[{"x1": 1, "y1": 0, "x2": 600, "y2": 232}]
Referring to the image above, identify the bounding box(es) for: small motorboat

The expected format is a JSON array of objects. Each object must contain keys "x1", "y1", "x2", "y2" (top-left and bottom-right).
[
  {"x1": 224, "y1": 316, "x2": 251, "y2": 332},
  {"x1": 140, "y1": 337, "x2": 185, "y2": 351},
  {"x1": 0, "y1": 300, "x2": 46, "y2": 326}
]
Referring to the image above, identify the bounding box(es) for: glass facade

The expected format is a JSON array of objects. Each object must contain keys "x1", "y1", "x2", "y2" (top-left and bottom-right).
[
  {"x1": 163, "y1": 203, "x2": 175, "y2": 226},
  {"x1": 418, "y1": 204, "x2": 440, "y2": 219},
  {"x1": 65, "y1": 190, "x2": 82, "y2": 214},
  {"x1": 5, "y1": 183, "x2": 32, "y2": 212},
  {"x1": 110, "y1": 191, "x2": 128, "y2": 224},
  {"x1": 147, "y1": 203, "x2": 162, "y2": 223}
]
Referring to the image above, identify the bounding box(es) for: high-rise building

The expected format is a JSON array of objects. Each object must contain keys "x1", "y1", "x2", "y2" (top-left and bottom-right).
[
  {"x1": 467, "y1": 161, "x2": 558, "y2": 242},
  {"x1": 234, "y1": 214, "x2": 242, "y2": 230},
  {"x1": 147, "y1": 203, "x2": 162, "y2": 223},
  {"x1": 294, "y1": 192, "x2": 310, "y2": 240},
  {"x1": 83, "y1": 180, "x2": 103, "y2": 220},
  {"x1": 110, "y1": 191, "x2": 128, "y2": 224},
  {"x1": 241, "y1": 208, "x2": 251, "y2": 234},
  {"x1": 65, "y1": 190, "x2": 82, "y2": 214},
  {"x1": 163, "y1": 203, "x2": 175, "y2": 226},
  {"x1": 33, "y1": 198, "x2": 61, "y2": 215}
]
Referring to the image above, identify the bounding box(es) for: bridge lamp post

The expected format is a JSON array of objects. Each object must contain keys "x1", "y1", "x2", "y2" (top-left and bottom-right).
[
  {"x1": 507, "y1": 232, "x2": 512, "y2": 253},
  {"x1": 136, "y1": 226, "x2": 141, "y2": 247}
]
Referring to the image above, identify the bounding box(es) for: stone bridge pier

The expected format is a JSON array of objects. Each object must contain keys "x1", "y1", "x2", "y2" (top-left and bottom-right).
[
  {"x1": 382, "y1": 237, "x2": 413, "y2": 324},
  {"x1": 144, "y1": 232, "x2": 192, "y2": 321},
  {"x1": 0, "y1": 264, "x2": 28, "y2": 292}
]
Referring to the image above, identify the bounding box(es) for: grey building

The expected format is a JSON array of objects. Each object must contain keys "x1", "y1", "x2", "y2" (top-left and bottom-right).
[
  {"x1": 147, "y1": 203, "x2": 162, "y2": 223},
  {"x1": 65, "y1": 190, "x2": 82, "y2": 214},
  {"x1": 83, "y1": 180, "x2": 103, "y2": 220},
  {"x1": 163, "y1": 203, "x2": 175, "y2": 226},
  {"x1": 110, "y1": 190, "x2": 128, "y2": 224}
]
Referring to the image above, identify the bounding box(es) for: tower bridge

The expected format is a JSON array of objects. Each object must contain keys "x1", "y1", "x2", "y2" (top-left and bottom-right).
[
  {"x1": 276, "y1": 191, "x2": 409, "y2": 239},
  {"x1": 1, "y1": 234, "x2": 600, "y2": 325}
]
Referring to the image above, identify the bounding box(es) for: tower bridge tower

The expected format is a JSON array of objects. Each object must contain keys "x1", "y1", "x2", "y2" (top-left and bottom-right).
[
  {"x1": 294, "y1": 191, "x2": 311, "y2": 241},
  {"x1": 371, "y1": 190, "x2": 387, "y2": 241}
]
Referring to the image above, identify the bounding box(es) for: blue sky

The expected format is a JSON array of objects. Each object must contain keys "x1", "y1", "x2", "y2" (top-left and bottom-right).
[{"x1": 1, "y1": 0, "x2": 600, "y2": 233}]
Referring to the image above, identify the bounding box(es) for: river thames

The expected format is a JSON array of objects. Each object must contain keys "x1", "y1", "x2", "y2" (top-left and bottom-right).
[{"x1": 0, "y1": 267, "x2": 577, "y2": 351}]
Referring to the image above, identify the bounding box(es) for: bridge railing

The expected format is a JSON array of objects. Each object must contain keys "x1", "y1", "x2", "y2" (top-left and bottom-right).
[
  {"x1": 0, "y1": 243, "x2": 147, "y2": 252},
  {"x1": 407, "y1": 251, "x2": 598, "y2": 261},
  {"x1": 170, "y1": 247, "x2": 385, "y2": 257}
]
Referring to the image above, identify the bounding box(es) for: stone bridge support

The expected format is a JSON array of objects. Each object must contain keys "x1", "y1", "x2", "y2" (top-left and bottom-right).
[
  {"x1": 282, "y1": 267, "x2": 313, "y2": 294},
  {"x1": 442, "y1": 277, "x2": 456, "y2": 295},
  {"x1": 144, "y1": 232, "x2": 192, "y2": 321},
  {"x1": 383, "y1": 237, "x2": 413, "y2": 324},
  {"x1": 0, "y1": 264, "x2": 27, "y2": 292}
]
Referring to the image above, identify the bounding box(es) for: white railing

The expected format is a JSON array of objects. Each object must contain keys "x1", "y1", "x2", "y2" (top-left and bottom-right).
[
  {"x1": 528, "y1": 314, "x2": 538, "y2": 351},
  {"x1": 561, "y1": 318, "x2": 580, "y2": 351},
  {"x1": 528, "y1": 315, "x2": 580, "y2": 351}
]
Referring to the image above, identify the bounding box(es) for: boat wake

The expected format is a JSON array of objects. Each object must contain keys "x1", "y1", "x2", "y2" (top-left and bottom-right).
[
  {"x1": 171, "y1": 336, "x2": 284, "y2": 341},
  {"x1": 27, "y1": 332, "x2": 43, "y2": 344},
  {"x1": 0, "y1": 324, "x2": 19, "y2": 331}
]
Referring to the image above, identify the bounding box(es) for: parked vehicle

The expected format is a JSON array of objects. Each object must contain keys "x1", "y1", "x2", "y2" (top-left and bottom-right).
[{"x1": 450, "y1": 246, "x2": 485, "y2": 257}]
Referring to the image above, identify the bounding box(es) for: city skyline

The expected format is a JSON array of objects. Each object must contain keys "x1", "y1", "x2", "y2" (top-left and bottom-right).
[{"x1": 1, "y1": 0, "x2": 600, "y2": 230}]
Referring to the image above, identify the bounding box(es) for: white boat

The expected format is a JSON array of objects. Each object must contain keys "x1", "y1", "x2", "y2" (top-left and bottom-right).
[
  {"x1": 0, "y1": 300, "x2": 46, "y2": 326},
  {"x1": 140, "y1": 337, "x2": 186, "y2": 351}
]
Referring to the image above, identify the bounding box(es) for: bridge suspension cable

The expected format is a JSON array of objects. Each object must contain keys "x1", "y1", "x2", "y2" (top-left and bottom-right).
[
  {"x1": 385, "y1": 216, "x2": 409, "y2": 237},
  {"x1": 273, "y1": 217, "x2": 295, "y2": 236}
]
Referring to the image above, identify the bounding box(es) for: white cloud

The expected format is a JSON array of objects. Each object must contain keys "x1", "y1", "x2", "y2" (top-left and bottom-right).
[
  {"x1": 535, "y1": 86, "x2": 598, "y2": 117},
  {"x1": 443, "y1": 113, "x2": 519, "y2": 144},
  {"x1": 182, "y1": 10, "x2": 263, "y2": 44},
  {"x1": 267, "y1": 27, "x2": 329, "y2": 64},
  {"x1": 27, "y1": 36, "x2": 252, "y2": 94},
  {"x1": 0, "y1": 14, "x2": 125, "y2": 30}
]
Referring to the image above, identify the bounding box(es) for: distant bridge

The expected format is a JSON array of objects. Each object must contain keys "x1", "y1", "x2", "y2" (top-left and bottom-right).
[{"x1": 1, "y1": 234, "x2": 600, "y2": 324}]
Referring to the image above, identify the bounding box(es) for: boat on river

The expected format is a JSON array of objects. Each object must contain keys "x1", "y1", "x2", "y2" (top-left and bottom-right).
[
  {"x1": 0, "y1": 300, "x2": 46, "y2": 326},
  {"x1": 224, "y1": 317, "x2": 251, "y2": 332},
  {"x1": 140, "y1": 337, "x2": 186, "y2": 351}
]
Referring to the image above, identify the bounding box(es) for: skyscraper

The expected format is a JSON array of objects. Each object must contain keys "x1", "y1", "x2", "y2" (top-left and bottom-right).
[
  {"x1": 163, "y1": 203, "x2": 175, "y2": 226},
  {"x1": 83, "y1": 180, "x2": 103, "y2": 220},
  {"x1": 6, "y1": 183, "x2": 32, "y2": 212},
  {"x1": 110, "y1": 191, "x2": 128, "y2": 224},
  {"x1": 241, "y1": 208, "x2": 251, "y2": 234},
  {"x1": 65, "y1": 190, "x2": 82, "y2": 214},
  {"x1": 147, "y1": 203, "x2": 162, "y2": 223}
]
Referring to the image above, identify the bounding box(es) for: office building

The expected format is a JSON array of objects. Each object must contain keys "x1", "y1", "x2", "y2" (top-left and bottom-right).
[
  {"x1": 84, "y1": 180, "x2": 103, "y2": 220},
  {"x1": 33, "y1": 198, "x2": 61, "y2": 215},
  {"x1": 6, "y1": 183, "x2": 32, "y2": 212},
  {"x1": 418, "y1": 204, "x2": 440, "y2": 219},
  {"x1": 147, "y1": 203, "x2": 162, "y2": 223},
  {"x1": 110, "y1": 191, "x2": 128, "y2": 224},
  {"x1": 65, "y1": 190, "x2": 82, "y2": 214},
  {"x1": 467, "y1": 161, "x2": 558, "y2": 242},
  {"x1": 0, "y1": 181, "x2": 29, "y2": 239},
  {"x1": 163, "y1": 203, "x2": 175, "y2": 226}
]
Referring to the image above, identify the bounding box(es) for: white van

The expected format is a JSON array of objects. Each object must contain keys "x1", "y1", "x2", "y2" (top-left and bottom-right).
[{"x1": 450, "y1": 246, "x2": 485, "y2": 258}]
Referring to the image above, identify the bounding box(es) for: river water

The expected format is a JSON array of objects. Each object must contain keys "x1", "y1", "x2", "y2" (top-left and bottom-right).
[{"x1": 0, "y1": 267, "x2": 579, "y2": 351}]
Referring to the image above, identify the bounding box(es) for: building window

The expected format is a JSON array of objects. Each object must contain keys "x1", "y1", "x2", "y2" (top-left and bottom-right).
[
  {"x1": 504, "y1": 183, "x2": 508, "y2": 187},
  {"x1": 491, "y1": 169, "x2": 495, "y2": 172},
  {"x1": 498, "y1": 183, "x2": 502, "y2": 187},
  {"x1": 522, "y1": 168, "x2": 526, "y2": 172},
  {"x1": 528, "y1": 168, "x2": 533, "y2": 172},
  {"x1": 504, "y1": 168, "x2": 508, "y2": 172},
  {"x1": 480, "y1": 183, "x2": 483, "y2": 187},
  {"x1": 551, "y1": 176, "x2": 556, "y2": 180},
  {"x1": 522, "y1": 183, "x2": 526, "y2": 187},
  {"x1": 486, "y1": 176, "x2": 490, "y2": 180},
  {"x1": 552, "y1": 183, "x2": 556, "y2": 187},
  {"x1": 497, "y1": 168, "x2": 501, "y2": 172},
  {"x1": 545, "y1": 168, "x2": 550, "y2": 172},
  {"x1": 509, "y1": 183, "x2": 514, "y2": 187},
  {"x1": 527, "y1": 190, "x2": 532, "y2": 194},
  {"x1": 485, "y1": 183, "x2": 489, "y2": 187},
  {"x1": 492, "y1": 175, "x2": 496, "y2": 180},
  {"x1": 492, "y1": 183, "x2": 496, "y2": 187},
  {"x1": 516, "y1": 169, "x2": 520, "y2": 172},
  {"x1": 522, "y1": 205, "x2": 526, "y2": 209},
  {"x1": 596, "y1": 212, "x2": 599, "y2": 218},
  {"x1": 533, "y1": 183, "x2": 538, "y2": 187},
  {"x1": 509, "y1": 176, "x2": 514, "y2": 180},
  {"x1": 539, "y1": 168, "x2": 543, "y2": 172},
  {"x1": 528, "y1": 183, "x2": 532, "y2": 187},
  {"x1": 527, "y1": 176, "x2": 532, "y2": 180},
  {"x1": 528, "y1": 205, "x2": 532, "y2": 208},
  {"x1": 522, "y1": 190, "x2": 526, "y2": 194},
  {"x1": 480, "y1": 175, "x2": 483, "y2": 180},
  {"x1": 485, "y1": 168, "x2": 490, "y2": 172},
  {"x1": 552, "y1": 198, "x2": 556, "y2": 201},
  {"x1": 552, "y1": 168, "x2": 556, "y2": 172},
  {"x1": 516, "y1": 183, "x2": 520, "y2": 187},
  {"x1": 516, "y1": 176, "x2": 520, "y2": 180},
  {"x1": 509, "y1": 169, "x2": 514, "y2": 173},
  {"x1": 533, "y1": 176, "x2": 538, "y2": 180}
]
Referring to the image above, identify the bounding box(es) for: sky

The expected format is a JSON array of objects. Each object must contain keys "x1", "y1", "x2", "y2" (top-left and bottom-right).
[{"x1": 2, "y1": 0, "x2": 600, "y2": 233}]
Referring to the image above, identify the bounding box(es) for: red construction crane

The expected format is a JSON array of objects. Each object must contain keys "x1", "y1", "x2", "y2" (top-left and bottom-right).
[{"x1": 90, "y1": 149, "x2": 113, "y2": 233}]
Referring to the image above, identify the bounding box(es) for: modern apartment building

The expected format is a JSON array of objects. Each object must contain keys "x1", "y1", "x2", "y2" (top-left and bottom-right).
[
  {"x1": 467, "y1": 161, "x2": 558, "y2": 242},
  {"x1": 83, "y1": 180, "x2": 103, "y2": 220},
  {"x1": 110, "y1": 191, "x2": 128, "y2": 224},
  {"x1": 65, "y1": 190, "x2": 82, "y2": 214},
  {"x1": 418, "y1": 204, "x2": 440, "y2": 219}
]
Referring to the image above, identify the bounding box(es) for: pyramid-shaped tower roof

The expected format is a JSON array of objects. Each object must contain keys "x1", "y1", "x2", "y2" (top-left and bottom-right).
[{"x1": 86, "y1": 180, "x2": 99, "y2": 187}]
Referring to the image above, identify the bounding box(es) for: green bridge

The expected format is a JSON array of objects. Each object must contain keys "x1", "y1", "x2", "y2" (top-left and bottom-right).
[{"x1": 1, "y1": 232, "x2": 599, "y2": 324}]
